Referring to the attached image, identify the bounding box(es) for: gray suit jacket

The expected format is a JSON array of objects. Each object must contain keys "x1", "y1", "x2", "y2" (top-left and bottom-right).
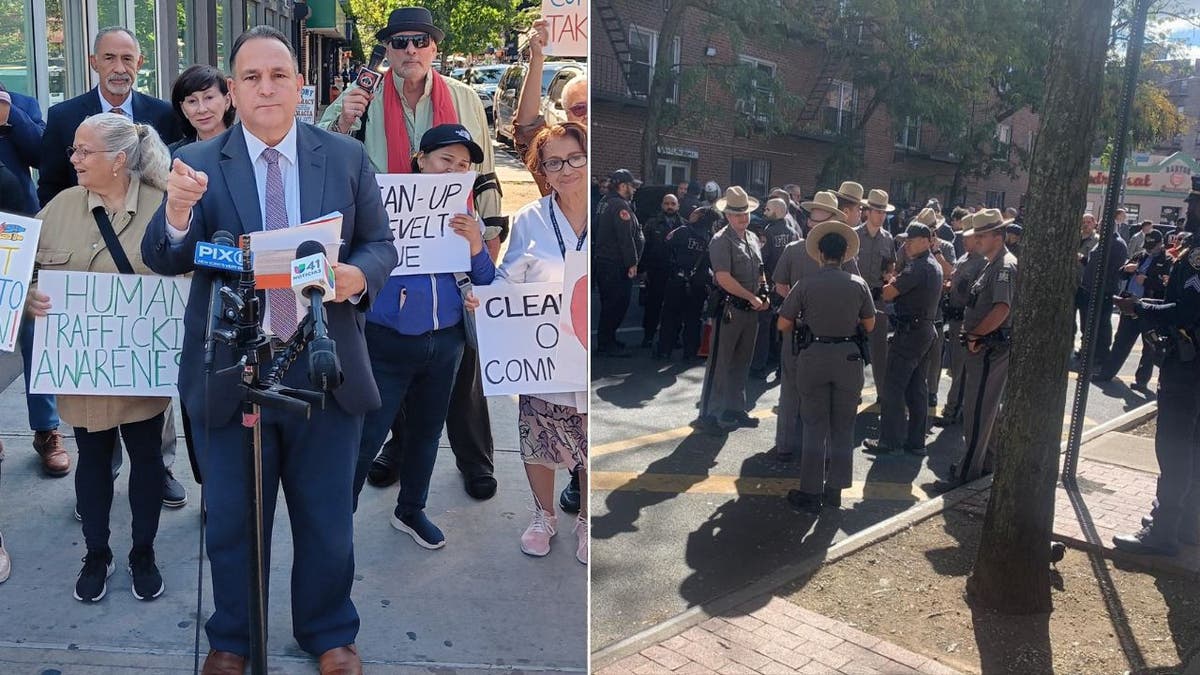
[{"x1": 141, "y1": 122, "x2": 397, "y2": 427}]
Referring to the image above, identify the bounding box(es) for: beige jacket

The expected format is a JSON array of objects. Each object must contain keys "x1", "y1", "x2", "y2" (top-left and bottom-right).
[{"x1": 33, "y1": 181, "x2": 172, "y2": 431}]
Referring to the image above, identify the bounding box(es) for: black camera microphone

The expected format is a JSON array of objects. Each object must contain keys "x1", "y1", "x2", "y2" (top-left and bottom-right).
[
  {"x1": 355, "y1": 45, "x2": 388, "y2": 94},
  {"x1": 290, "y1": 240, "x2": 343, "y2": 391},
  {"x1": 193, "y1": 230, "x2": 239, "y2": 373}
]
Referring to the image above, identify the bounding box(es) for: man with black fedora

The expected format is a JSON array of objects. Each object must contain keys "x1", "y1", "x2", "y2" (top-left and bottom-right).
[
  {"x1": 320, "y1": 6, "x2": 505, "y2": 500},
  {"x1": 854, "y1": 188, "x2": 897, "y2": 402}
]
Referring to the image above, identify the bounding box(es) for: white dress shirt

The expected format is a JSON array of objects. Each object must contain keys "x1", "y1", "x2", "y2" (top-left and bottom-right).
[{"x1": 97, "y1": 89, "x2": 134, "y2": 117}]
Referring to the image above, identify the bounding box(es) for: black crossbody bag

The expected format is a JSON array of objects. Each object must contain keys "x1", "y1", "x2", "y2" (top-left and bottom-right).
[{"x1": 91, "y1": 206, "x2": 136, "y2": 274}]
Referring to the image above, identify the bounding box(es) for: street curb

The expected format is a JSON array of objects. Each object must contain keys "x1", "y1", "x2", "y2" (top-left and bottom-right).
[{"x1": 592, "y1": 400, "x2": 1161, "y2": 667}]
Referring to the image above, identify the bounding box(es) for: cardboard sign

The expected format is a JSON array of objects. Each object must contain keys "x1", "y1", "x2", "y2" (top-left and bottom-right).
[
  {"x1": 296, "y1": 85, "x2": 317, "y2": 124},
  {"x1": 0, "y1": 212, "x2": 42, "y2": 352},
  {"x1": 541, "y1": 0, "x2": 588, "y2": 57},
  {"x1": 377, "y1": 172, "x2": 476, "y2": 275},
  {"x1": 474, "y1": 281, "x2": 585, "y2": 396},
  {"x1": 555, "y1": 249, "x2": 588, "y2": 392},
  {"x1": 30, "y1": 272, "x2": 191, "y2": 396}
]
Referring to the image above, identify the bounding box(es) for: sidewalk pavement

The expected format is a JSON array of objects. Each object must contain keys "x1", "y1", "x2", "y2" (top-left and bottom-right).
[
  {"x1": 0, "y1": 371, "x2": 587, "y2": 673},
  {"x1": 596, "y1": 414, "x2": 1182, "y2": 675}
]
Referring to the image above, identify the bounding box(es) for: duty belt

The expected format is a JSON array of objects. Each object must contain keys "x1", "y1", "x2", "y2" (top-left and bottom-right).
[
  {"x1": 812, "y1": 335, "x2": 857, "y2": 344},
  {"x1": 894, "y1": 316, "x2": 931, "y2": 330},
  {"x1": 726, "y1": 296, "x2": 756, "y2": 311}
]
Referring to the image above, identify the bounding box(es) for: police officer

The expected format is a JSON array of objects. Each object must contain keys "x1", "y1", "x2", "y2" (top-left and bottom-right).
[
  {"x1": 915, "y1": 209, "x2": 957, "y2": 411},
  {"x1": 751, "y1": 197, "x2": 799, "y2": 378},
  {"x1": 863, "y1": 216, "x2": 944, "y2": 455},
  {"x1": 1112, "y1": 182, "x2": 1200, "y2": 557},
  {"x1": 770, "y1": 191, "x2": 858, "y2": 461},
  {"x1": 594, "y1": 169, "x2": 643, "y2": 356},
  {"x1": 657, "y1": 206, "x2": 719, "y2": 362},
  {"x1": 641, "y1": 193, "x2": 684, "y2": 349},
  {"x1": 778, "y1": 219, "x2": 874, "y2": 513},
  {"x1": 694, "y1": 187, "x2": 770, "y2": 433},
  {"x1": 848, "y1": 183, "x2": 895, "y2": 398},
  {"x1": 948, "y1": 209, "x2": 1019, "y2": 485},
  {"x1": 936, "y1": 220, "x2": 988, "y2": 425},
  {"x1": 1093, "y1": 228, "x2": 1169, "y2": 392}
]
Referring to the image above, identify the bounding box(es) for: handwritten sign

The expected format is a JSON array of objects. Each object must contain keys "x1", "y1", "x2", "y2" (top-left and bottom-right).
[
  {"x1": 30, "y1": 272, "x2": 190, "y2": 396},
  {"x1": 377, "y1": 172, "x2": 476, "y2": 275},
  {"x1": 296, "y1": 85, "x2": 317, "y2": 124},
  {"x1": 541, "y1": 0, "x2": 588, "y2": 57},
  {"x1": 474, "y1": 281, "x2": 584, "y2": 396},
  {"x1": 0, "y1": 212, "x2": 42, "y2": 352},
  {"x1": 555, "y1": 250, "x2": 587, "y2": 394}
]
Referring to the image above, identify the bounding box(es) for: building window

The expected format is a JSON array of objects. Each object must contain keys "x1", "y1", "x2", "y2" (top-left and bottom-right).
[
  {"x1": 895, "y1": 116, "x2": 921, "y2": 151},
  {"x1": 994, "y1": 124, "x2": 1012, "y2": 160},
  {"x1": 731, "y1": 158, "x2": 771, "y2": 198},
  {"x1": 627, "y1": 25, "x2": 679, "y2": 101},
  {"x1": 656, "y1": 158, "x2": 692, "y2": 185},
  {"x1": 822, "y1": 80, "x2": 856, "y2": 134},
  {"x1": 735, "y1": 56, "x2": 776, "y2": 120},
  {"x1": 985, "y1": 191, "x2": 1006, "y2": 209}
]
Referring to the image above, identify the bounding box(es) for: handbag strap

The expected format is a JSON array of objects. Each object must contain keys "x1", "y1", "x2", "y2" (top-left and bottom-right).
[{"x1": 91, "y1": 206, "x2": 136, "y2": 275}]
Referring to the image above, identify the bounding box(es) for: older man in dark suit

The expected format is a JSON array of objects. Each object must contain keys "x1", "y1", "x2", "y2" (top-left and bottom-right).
[
  {"x1": 142, "y1": 27, "x2": 395, "y2": 675},
  {"x1": 0, "y1": 83, "x2": 44, "y2": 215},
  {"x1": 38, "y1": 26, "x2": 180, "y2": 206}
]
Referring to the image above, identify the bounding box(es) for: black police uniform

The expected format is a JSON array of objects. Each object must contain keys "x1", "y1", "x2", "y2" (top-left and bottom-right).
[
  {"x1": 751, "y1": 217, "x2": 799, "y2": 375},
  {"x1": 1096, "y1": 244, "x2": 1170, "y2": 386},
  {"x1": 594, "y1": 189, "x2": 642, "y2": 352},
  {"x1": 641, "y1": 210, "x2": 683, "y2": 348},
  {"x1": 657, "y1": 220, "x2": 712, "y2": 360}
]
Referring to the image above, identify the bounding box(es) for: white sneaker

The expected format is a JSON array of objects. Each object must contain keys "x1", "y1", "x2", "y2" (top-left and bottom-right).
[
  {"x1": 520, "y1": 507, "x2": 557, "y2": 557},
  {"x1": 574, "y1": 516, "x2": 588, "y2": 565},
  {"x1": 0, "y1": 531, "x2": 10, "y2": 583}
]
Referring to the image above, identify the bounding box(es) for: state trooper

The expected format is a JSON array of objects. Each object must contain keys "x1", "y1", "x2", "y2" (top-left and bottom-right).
[
  {"x1": 947, "y1": 209, "x2": 1019, "y2": 485},
  {"x1": 777, "y1": 219, "x2": 874, "y2": 514},
  {"x1": 935, "y1": 220, "x2": 988, "y2": 425},
  {"x1": 750, "y1": 197, "x2": 799, "y2": 378},
  {"x1": 1112, "y1": 179, "x2": 1200, "y2": 557},
  {"x1": 912, "y1": 208, "x2": 957, "y2": 411},
  {"x1": 656, "y1": 206, "x2": 720, "y2": 363},
  {"x1": 693, "y1": 187, "x2": 771, "y2": 433},
  {"x1": 863, "y1": 217, "x2": 944, "y2": 455},
  {"x1": 848, "y1": 183, "x2": 895, "y2": 399}
]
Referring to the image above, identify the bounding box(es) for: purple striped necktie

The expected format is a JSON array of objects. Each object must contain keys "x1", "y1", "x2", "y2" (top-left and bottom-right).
[{"x1": 261, "y1": 148, "x2": 298, "y2": 337}]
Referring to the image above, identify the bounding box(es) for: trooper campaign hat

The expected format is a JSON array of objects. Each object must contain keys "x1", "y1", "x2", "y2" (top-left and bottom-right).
[
  {"x1": 806, "y1": 219, "x2": 861, "y2": 263},
  {"x1": 715, "y1": 186, "x2": 760, "y2": 214},
  {"x1": 864, "y1": 189, "x2": 896, "y2": 213},
  {"x1": 834, "y1": 181, "x2": 869, "y2": 206},
  {"x1": 963, "y1": 208, "x2": 1006, "y2": 236},
  {"x1": 799, "y1": 190, "x2": 841, "y2": 216}
]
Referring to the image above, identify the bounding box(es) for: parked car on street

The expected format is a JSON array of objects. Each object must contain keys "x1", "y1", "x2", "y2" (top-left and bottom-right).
[
  {"x1": 463, "y1": 65, "x2": 508, "y2": 125},
  {"x1": 541, "y1": 62, "x2": 585, "y2": 127},
  {"x1": 494, "y1": 60, "x2": 582, "y2": 146}
]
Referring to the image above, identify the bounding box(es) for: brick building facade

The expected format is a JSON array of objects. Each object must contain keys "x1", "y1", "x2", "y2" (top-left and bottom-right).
[{"x1": 591, "y1": 0, "x2": 1038, "y2": 211}]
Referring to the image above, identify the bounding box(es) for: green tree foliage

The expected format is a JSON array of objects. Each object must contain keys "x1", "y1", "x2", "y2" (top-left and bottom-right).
[{"x1": 342, "y1": 0, "x2": 527, "y2": 58}]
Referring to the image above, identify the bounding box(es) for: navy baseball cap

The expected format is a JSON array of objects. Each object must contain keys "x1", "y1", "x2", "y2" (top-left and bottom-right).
[
  {"x1": 610, "y1": 169, "x2": 643, "y2": 188},
  {"x1": 905, "y1": 222, "x2": 933, "y2": 239},
  {"x1": 418, "y1": 124, "x2": 484, "y2": 164}
]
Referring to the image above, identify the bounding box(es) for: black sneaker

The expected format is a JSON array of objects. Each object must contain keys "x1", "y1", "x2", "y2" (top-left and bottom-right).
[
  {"x1": 1113, "y1": 526, "x2": 1179, "y2": 557},
  {"x1": 1140, "y1": 515, "x2": 1200, "y2": 546},
  {"x1": 464, "y1": 473, "x2": 498, "y2": 500},
  {"x1": 721, "y1": 411, "x2": 759, "y2": 429},
  {"x1": 786, "y1": 490, "x2": 822, "y2": 515},
  {"x1": 391, "y1": 509, "x2": 446, "y2": 550},
  {"x1": 128, "y1": 546, "x2": 164, "y2": 600},
  {"x1": 367, "y1": 451, "x2": 401, "y2": 488},
  {"x1": 559, "y1": 469, "x2": 581, "y2": 513},
  {"x1": 690, "y1": 415, "x2": 729, "y2": 435},
  {"x1": 74, "y1": 548, "x2": 114, "y2": 602},
  {"x1": 862, "y1": 439, "x2": 901, "y2": 456},
  {"x1": 162, "y1": 470, "x2": 188, "y2": 508}
]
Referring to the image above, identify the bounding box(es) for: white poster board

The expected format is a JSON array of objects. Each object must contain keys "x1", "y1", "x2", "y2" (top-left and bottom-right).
[
  {"x1": 296, "y1": 85, "x2": 317, "y2": 124},
  {"x1": 30, "y1": 272, "x2": 191, "y2": 396},
  {"x1": 555, "y1": 250, "x2": 588, "y2": 392},
  {"x1": 0, "y1": 212, "x2": 42, "y2": 352},
  {"x1": 541, "y1": 0, "x2": 588, "y2": 57},
  {"x1": 377, "y1": 172, "x2": 477, "y2": 275},
  {"x1": 474, "y1": 281, "x2": 585, "y2": 396}
]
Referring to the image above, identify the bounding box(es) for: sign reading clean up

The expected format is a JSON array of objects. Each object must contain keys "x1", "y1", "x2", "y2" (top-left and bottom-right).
[
  {"x1": 0, "y1": 211, "x2": 42, "y2": 352},
  {"x1": 474, "y1": 281, "x2": 584, "y2": 396},
  {"x1": 30, "y1": 272, "x2": 190, "y2": 396},
  {"x1": 377, "y1": 172, "x2": 476, "y2": 275}
]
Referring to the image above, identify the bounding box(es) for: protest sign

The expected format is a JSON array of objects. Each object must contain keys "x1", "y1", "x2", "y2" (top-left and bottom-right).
[
  {"x1": 541, "y1": 0, "x2": 588, "y2": 57},
  {"x1": 555, "y1": 250, "x2": 587, "y2": 390},
  {"x1": 30, "y1": 272, "x2": 190, "y2": 396},
  {"x1": 377, "y1": 172, "x2": 476, "y2": 275},
  {"x1": 0, "y1": 212, "x2": 42, "y2": 352},
  {"x1": 474, "y1": 281, "x2": 585, "y2": 397},
  {"x1": 296, "y1": 85, "x2": 317, "y2": 124}
]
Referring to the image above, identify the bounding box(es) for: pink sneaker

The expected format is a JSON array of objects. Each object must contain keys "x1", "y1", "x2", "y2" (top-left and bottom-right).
[
  {"x1": 521, "y1": 507, "x2": 557, "y2": 557},
  {"x1": 574, "y1": 516, "x2": 588, "y2": 565}
]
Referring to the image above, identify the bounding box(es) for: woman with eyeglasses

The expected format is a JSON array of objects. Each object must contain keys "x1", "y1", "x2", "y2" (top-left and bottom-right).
[
  {"x1": 483, "y1": 122, "x2": 589, "y2": 563},
  {"x1": 26, "y1": 112, "x2": 173, "y2": 603},
  {"x1": 167, "y1": 64, "x2": 235, "y2": 154}
]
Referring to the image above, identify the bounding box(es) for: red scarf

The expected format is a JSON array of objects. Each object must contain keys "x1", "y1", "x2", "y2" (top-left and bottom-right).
[{"x1": 384, "y1": 69, "x2": 460, "y2": 173}]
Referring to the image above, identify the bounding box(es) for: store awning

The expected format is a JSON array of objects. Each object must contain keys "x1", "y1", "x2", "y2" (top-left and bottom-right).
[{"x1": 305, "y1": 0, "x2": 347, "y2": 39}]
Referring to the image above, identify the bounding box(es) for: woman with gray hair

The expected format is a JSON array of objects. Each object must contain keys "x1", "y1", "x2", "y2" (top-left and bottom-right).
[{"x1": 25, "y1": 112, "x2": 173, "y2": 603}]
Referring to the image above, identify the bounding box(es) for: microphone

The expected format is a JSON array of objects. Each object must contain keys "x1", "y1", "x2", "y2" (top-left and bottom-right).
[
  {"x1": 355, "y1": 45, "x2": 387, "y2": 94},
  {"x1": 194, "y1": 230, "x2": 239, "y2": 372},
  {"x1": 290, "y1": 240, "x2": 342, "y2": 391}
]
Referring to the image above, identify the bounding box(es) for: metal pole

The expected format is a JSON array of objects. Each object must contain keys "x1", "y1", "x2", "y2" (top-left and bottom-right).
[{"x1": 1063, "y1": 0, "x2": 1152, "y2": 486}]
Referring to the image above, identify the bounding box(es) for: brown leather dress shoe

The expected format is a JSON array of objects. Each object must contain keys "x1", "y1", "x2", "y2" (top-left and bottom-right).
[
  {"x1": 201, "y1": 649, "x2": 246, "y2": 675},
  {"x1": 319, "y1": 644, "x2": 362, "y2": 675},
  {"x1": 33, "y1": 429, "x2": 69, "y2": 476}
]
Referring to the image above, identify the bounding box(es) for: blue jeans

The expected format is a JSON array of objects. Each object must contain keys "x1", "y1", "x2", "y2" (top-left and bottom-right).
[
  {"x1": 352, "y1": 322, "x2": 465, "y2": 514},
  {"x1": 20, "y1": 318, "x2": 59, "y2": 432}
]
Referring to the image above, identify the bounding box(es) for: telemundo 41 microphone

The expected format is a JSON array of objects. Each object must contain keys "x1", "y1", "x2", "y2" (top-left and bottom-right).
[
  {"x1": 355, "y1": 45, "x2": 388, "y2": 94},
  {"x1": 193, "y1": 230, "x2": 240, "y2": 373},
  {"x1": 290, "y1": 240, "x2": 343, "y2": 391}
]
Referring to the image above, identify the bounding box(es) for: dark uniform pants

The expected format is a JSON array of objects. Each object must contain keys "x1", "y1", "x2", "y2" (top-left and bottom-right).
[
  {"x1": 1099, "y1": 314, "x2": 1154, "y2": 385},
  {"x1": 796, "y1": 343, "x2": 865, "y2": 494},
  {"x1": 926, "y1": 321, "x2": 945, "y2": 400},
  {"x1": 867, "y1": 308, "x2": 889, "y2": 395},
  {"x1": 596, "y1": 260, "x2": 633, "y2": 349},
  {"x1": 1149, "y1": 357, "x2": 1200, "y2": 538},
  {"x1": 957, "y1": 344, "x2": 1011, "y2": 482},
  {"x1": 777, "y1": 344, "x2": 802, "y2": 455},
  {"x1": 702, "y1": 306, "x2": 758, "y2": 418},
  {"x1": 751, "y1": 309, "x2": 781, "y2": 374},
  {"x1": 641, "y1": 268, "x2": 669, "y2": 344},
  {"x1": 657, "y1": 276, "x2": 705, "y2": 358},
  {"x1": 943, "y1": 318, "x2": 968, "y2": 418},
  {"x1": 879, "y1": 323, "x2": 937, "y2": 449}
]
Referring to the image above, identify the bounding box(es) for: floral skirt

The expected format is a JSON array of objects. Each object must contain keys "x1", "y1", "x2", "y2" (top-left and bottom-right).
[{"x1": 518, "y1": 395, "x2": 587, "y2": 469}]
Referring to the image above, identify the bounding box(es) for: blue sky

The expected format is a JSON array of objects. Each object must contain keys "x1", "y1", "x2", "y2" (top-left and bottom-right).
[{"x1": 1156, "y1": 1, "x2": 1200, "y2": 58}]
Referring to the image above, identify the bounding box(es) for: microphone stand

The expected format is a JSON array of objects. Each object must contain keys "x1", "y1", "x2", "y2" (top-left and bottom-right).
[{"x1": 209, "y1": 237, "x2": 324, "y2": 675}]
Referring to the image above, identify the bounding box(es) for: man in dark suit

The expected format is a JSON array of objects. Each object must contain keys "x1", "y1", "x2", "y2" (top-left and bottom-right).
[
  {"x1": 38, "y1": 26, "x2": 180, "y2": 206},
  {"x1": 0, "y1": 83, "x2": 45, "y2": 215},
  {"x1": 142, "y1": 26, "x2": 395, "y2": 675}
]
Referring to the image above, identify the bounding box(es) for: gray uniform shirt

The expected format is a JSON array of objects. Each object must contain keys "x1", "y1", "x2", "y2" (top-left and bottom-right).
[
  {"x1": 891, "y1": 250, "x2": 944, "y2": 320},
  {"x1": 773, "y1": 240, "x2": 860, "y2": 290},
  {"x1": 854, "y1": 224, "x2": 896, "y2": 289},
  {"x1": 949, "y1": 252, "x2": 989, "y2": 309},
  {"x1": 964, "y1": 248, "x2": 1019, "y2": 333},
  {"x1": 780, "y1": 266, "x2": 875, "y2": 337},
  {"x1": 710, "y1": 225, "x2": 764, "y2": 294}
]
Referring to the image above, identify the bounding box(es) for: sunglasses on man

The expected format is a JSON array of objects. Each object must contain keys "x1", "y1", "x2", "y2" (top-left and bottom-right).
[
  {"x1": 567, "y1": 102, "x2": 587, "y2": 118},
  {"x1": 387, "y1": 34, "x2": 431, "y2": 50}
]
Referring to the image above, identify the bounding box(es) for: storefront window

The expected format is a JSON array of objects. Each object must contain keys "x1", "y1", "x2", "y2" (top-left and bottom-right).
[
  {"x1": 216, "y1": 0, "x2": 230, "y2": 73},
  {"x1": 0, "y1": 0, "x2": 34, "y2": 95},
  {"x1": 97, "y1": 0, "x2": 125, "y2": 29}
]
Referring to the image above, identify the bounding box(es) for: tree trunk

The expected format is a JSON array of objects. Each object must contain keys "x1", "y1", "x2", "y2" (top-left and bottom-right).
[
  {"x1": 641, "y1": 0, "x2": 690, "y2": 183},
  {"x1": 965, "y1": 0, "x2": 1113, "y2": 615}
]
